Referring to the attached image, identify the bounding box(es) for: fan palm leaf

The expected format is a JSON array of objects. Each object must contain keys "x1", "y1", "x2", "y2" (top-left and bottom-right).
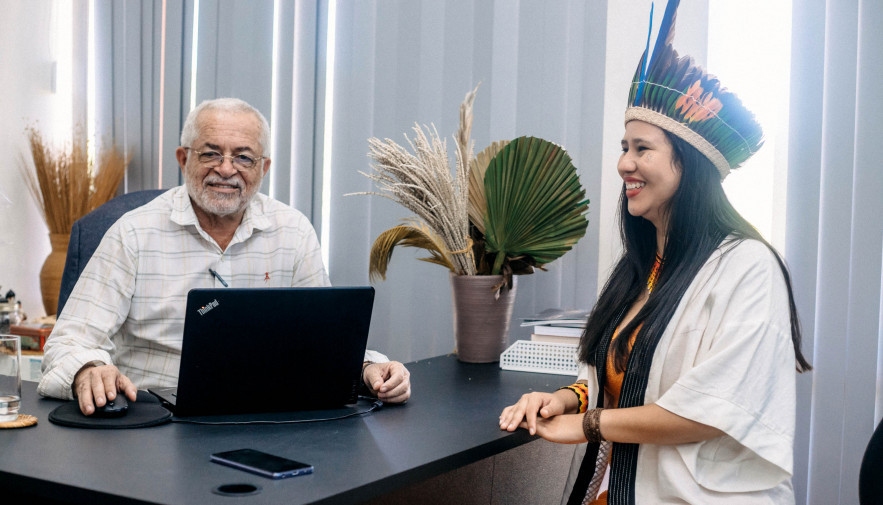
[
  {"x1": 468, "y1": 140, "x2": 509, "y2": 235},
  {"x1": 481, "y1": 136, "x2": 589, "y2": 275},
  {"x1": 368, "y1": 222, "x2": 459, "y2": 282}
]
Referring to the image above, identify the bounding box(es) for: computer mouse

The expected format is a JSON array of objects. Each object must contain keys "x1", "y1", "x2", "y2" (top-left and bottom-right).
[{"x1": 93, "y1": 395, "x2": 129, "y2": 417}]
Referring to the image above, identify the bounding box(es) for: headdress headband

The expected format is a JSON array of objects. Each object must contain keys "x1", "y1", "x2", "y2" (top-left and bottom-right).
[{"x1": 626, "y1": 0, "x2": 764, "y2": 179}]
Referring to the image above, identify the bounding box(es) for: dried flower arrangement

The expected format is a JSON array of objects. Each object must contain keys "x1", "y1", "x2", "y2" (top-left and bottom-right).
[
  {"x1": 20, "y1": 127, "x2": 128, "y2": 234},
  {"x1": 352, "y1": 86, "x2": 589, "y2": 290}
]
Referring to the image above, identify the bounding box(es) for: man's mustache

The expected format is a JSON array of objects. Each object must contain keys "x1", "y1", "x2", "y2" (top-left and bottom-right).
[{"x1": 203, "y1": 176, "x2": 243, "y2": 189}]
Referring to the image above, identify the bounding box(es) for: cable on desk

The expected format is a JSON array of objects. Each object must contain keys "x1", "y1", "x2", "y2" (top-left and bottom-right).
[{"x1": 170, "y1": 397, "x2": 383, "y2": 425}]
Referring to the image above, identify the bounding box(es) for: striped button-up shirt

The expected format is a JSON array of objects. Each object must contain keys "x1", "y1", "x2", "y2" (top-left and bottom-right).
[{"x1": 39, "y1": 186, "x2": 385, "y2": 400}]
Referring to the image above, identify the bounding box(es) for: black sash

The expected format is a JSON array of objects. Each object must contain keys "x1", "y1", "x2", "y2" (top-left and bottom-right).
[
  {"x1": 606, "y1": 317, "x2": 664, "y2": 505},
  {"x1": 567, "y1": 308, "x2": 666, "y2": 505},
  {"x1": 566, "y1": 307, "x2": 623, "y2": 505}
]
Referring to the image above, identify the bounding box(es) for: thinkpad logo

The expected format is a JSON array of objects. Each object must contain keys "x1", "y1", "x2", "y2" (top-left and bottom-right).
[{"x1": 197, "y1": 299, "x2": 219, "y2": 316}]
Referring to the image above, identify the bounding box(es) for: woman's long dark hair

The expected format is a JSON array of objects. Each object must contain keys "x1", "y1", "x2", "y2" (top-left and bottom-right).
[{"x1": 579, "y1": 131, "x2": 811, "y2": 373}]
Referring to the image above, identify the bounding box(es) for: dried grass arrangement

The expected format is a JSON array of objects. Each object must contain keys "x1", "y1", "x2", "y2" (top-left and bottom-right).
[
  {"x1": 352, "y1": 86, "x2": 590, "y2": 289},
  {"x1": 21, "y1": 127, "x2": 128, "y2": 234}
]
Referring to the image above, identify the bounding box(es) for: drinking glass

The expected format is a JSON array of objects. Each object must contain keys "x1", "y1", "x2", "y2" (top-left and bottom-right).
[{"x1": 0, "y1": 335, "x2": 21, "y2": 422}]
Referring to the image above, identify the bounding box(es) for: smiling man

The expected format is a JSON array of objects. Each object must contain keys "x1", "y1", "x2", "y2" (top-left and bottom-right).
[{"x1": 39, "y1": 98, "x2": 411, "y2": 415}]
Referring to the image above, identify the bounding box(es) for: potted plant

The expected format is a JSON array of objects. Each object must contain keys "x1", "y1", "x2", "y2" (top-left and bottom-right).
[
  {"x1": 352, "y1": 87, "x2": 589, "y2": 362},
  {"x1": 20, "y1": 127, "x2": 128, "y2": 316}
]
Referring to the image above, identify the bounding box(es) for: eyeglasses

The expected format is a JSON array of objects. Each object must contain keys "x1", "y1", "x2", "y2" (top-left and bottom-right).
[{"x1": 184, "y1": 147, "x2": 265, "y2": 171}]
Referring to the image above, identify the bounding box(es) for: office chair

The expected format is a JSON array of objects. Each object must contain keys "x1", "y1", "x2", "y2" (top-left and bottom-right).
[
  {"x1": 860, "y1": 417, "x2": 883, "y2": 504},
  {"x1": 56, "y1": 189, "x2": 167, "y2": 315}
]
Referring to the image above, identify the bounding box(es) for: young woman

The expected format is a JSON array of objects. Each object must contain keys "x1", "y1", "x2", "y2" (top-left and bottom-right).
[{"x1": 499, "y1": 2, "x2": 810, "y2": 503}]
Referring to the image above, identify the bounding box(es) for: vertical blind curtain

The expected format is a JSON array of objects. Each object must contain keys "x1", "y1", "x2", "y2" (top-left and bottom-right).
[
  {"x1": 324, "y1": 0, "x2": 606, "y2": 361},
  {"x1": 92, "y1": 0, "x2": 162, "y2": 193},
  {"x1": 89, "y1": 0, "x2": 607, "y2": 362},
  {"x1": 86, "y1": 0, "x2": 183, "y2": 192},
  {"x1": 93, "y1": 0, "x2": 189, "y2": 192},
  {"x1": 93, "y1": 0, "x2": 319, "y2": 216},
  {"x1": 787, "y1": 0, "x2": 883, "y2": 504}
]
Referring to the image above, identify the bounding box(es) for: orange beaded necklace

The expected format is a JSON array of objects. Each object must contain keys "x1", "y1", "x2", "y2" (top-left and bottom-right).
[{"x1": 646, "y1": 253, "x2": 663, "y2": 293}]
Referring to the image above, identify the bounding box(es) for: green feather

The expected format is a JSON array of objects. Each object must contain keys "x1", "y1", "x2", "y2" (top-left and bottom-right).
[{"x1": 626, "y1": 4, "x2": 763, "y2": 173}]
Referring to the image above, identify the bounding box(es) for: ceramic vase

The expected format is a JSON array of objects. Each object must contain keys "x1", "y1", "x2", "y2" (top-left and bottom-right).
[
  {"x1": 450, "y1": 273, "x2": 518, "y2": 363},
  {"x1": 39, "y1": 233, "x2": 69, "y2": 316}
]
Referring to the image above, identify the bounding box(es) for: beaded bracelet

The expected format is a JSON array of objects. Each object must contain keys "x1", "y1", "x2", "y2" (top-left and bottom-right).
[
  {"x1": 582, "y1": 408, "x2": 605, "y2": 443},
  {"x1": 557, "y1": 383, "x2": 589, "y2": 413}
]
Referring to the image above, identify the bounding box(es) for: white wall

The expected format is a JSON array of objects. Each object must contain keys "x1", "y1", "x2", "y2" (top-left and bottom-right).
[{"x1": 0, "y1": 0, "x2": 68, "y2": 319}]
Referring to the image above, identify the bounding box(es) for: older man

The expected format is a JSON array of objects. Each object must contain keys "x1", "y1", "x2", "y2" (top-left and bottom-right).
[{"x1": 39, "y1": 98, "x2": 411, "y2": 415}]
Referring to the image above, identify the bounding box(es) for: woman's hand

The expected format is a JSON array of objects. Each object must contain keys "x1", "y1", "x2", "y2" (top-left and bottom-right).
[
  {"x1": 499, "y1": 391, "x2": 569, "y2": 435},
  {"x1": 526, "y1": 413, "x2": 588, "y2": 444}
]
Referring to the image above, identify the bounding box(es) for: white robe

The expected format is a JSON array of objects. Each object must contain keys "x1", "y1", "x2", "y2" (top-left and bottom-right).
[{"x1": 564, "y1": 238, "x2": 797, "y2": 504}]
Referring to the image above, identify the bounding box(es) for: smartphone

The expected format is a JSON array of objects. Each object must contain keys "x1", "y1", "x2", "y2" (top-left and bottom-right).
[{"x1": 210, "y1": 449, "x2": 314, "y2": 479}]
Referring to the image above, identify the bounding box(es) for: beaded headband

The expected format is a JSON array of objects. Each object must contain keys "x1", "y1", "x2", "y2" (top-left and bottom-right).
[{"x1": 625, "y1": 0, "x2": 764, "y2": 180}]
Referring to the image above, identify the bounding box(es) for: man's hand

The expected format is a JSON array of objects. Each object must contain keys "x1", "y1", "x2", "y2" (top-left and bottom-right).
[
  {"x1": 363, "y1": 361, "x2": 411, "y2": 404},
  {"x1": 73, "y1": 363, "x2": 138, "y2": 415}
]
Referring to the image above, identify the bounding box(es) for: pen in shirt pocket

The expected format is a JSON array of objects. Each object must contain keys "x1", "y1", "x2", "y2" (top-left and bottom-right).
[{"x1": 208, "y1": 268, "x2": 229, "y2": 287}]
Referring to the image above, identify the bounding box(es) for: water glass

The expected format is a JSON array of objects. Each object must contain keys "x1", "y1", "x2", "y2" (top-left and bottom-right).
[{"x1": 0, "y1": 335, "x2": 21, "y2": 422}]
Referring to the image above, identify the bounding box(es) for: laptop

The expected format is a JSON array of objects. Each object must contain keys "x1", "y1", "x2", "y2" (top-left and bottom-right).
[{"x1": 149, "y1": 286, "x2": 375, "y2": 417}]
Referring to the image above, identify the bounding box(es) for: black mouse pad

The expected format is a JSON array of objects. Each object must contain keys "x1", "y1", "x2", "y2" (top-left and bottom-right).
[{"x1": 48, "y1": 391, "x2": 172, "y2": 429}]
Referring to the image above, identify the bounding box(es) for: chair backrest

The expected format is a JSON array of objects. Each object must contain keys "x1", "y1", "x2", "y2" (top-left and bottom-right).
[
  {"x1": 860, "y1": 418, "x2": 883, "y2": 504},
  {"x1": 57, "y1": 189, "x2": 167, "y2": 316}
]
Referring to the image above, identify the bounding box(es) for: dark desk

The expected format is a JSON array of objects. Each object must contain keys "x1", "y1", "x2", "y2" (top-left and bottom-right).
[{"x1": 1, "y1": 355, "x2": 570, "y2": 504}]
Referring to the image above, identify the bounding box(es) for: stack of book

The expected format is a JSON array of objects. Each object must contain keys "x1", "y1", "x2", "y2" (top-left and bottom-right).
[{"x1": 520, "y1": 308, "x2": 588, "y2": 345}]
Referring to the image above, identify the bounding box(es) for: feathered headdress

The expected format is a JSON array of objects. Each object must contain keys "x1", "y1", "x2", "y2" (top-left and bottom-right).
[{"x1": 626, "y1": 0, "x2": 763, "y2": 179}]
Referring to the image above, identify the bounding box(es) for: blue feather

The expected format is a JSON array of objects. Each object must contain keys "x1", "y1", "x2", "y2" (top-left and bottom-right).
[
  {"x1": 651, "y1": 0, "x2": 680, "y2": 70},
  {"x1": 633, "y1": 3, "x2": 654, "y2": 106}
]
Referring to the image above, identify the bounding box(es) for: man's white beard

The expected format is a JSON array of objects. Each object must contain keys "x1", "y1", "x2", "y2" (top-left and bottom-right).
[{"x1": 186, "y1": 172, "x2": 262, "y2": 217}]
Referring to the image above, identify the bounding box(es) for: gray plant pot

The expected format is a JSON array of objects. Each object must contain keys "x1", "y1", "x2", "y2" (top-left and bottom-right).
[{"x1": 450, "y1": 273, "x2": 518, "y2": 363}]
